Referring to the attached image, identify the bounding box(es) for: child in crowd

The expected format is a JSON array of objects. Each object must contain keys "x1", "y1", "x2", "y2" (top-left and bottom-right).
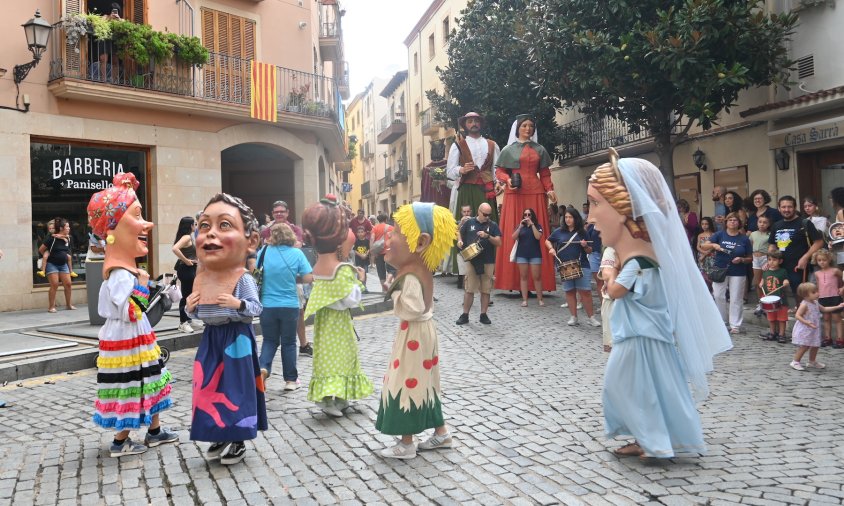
[
  {"x1": 376, "y1": 202, "x2": 456, "y2": 459},
  {"x1": 87, "y1": 174, "x2": 178, "y2": 457},
  {"x1": 790, "y1": 281, "x2": 844, "y2": 370},
  {"x1": 353, "y1": 226, "x2": 370, "y2": 289},
  {"x1": 812, "y1": 249, "x2": 844, "y2": 348},
  {"x1": 759, "y1": 251, "x2": 790, "y2": 343},
  {"x1": 598, "y1": 246, "x2": 618, "y2": 353},
  {"x1": 186, "y1": 193, "x2": 267, "y2": 465},
  {"x1": 750, "y1": 215, "x2": 771, "y2": 314},
  {"x1": 302, "y1": 195, "x2": 373, "y2": 418}
]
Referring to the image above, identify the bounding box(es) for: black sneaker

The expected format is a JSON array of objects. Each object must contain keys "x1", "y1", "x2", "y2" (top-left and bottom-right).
[
  {"x1": 479, "y1": 313, "x2": 491, "y2": 325},
  {"x1": 299, "y1": 343, "x2": 314, "y2": 357},
  {"x1": 759, "y1": 331, "x2": 774, "y2": 340},
  {"x1": 777, "y1": 335, "x2": 789, "y2": 344},
  {"x1": 206, "y1": 442, "x2": 230, "y2": 459},
  {"x1": 455, "y1": 313, "x2": 469, "y2": 325},
  {"x1": 220, "y1": 441, "x2": 246, "y2": 465}
]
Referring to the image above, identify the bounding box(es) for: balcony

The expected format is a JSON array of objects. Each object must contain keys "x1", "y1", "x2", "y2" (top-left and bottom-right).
[
  {"x1": 421, "y1": 108, "x2": 445, "y2": 136},
  {"x1": 377, "y1": 173, "x2": 391, "y2": 193},
  {"x1": 361, "y1": 141, "x2": 374, "y2": 159},
  {"x1": 336, "y1": 61, "x2": 350, "y2": 100},
  {"x1": 377, "y1": 112, "x2": 407, "y2": 144},
  {"x1": 557, "y1": 116, "x2": 655, "y2": 163},
  {"x1": 319, "y1": 1, "x2": 344, "y2": 61},
  {"x1": 46, "y1": 23, "x2": 347, "y2": 161},
  {"x1": 361, "y1": 180, "x2": 371, "y2": 197},
  {"x1": 392, "y1": 159, "x2": 408, "y2": 183}
]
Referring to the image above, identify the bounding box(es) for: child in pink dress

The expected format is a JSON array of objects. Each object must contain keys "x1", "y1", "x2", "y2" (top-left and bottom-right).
[{"x1": 790, "y1": 281, "x2": 844, "y2": 371}]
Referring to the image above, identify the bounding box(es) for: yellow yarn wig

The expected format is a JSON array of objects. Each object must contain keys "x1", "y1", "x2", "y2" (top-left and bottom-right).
[{"x1": 393, "y1": 202, "x2": 457, "y2": 271}]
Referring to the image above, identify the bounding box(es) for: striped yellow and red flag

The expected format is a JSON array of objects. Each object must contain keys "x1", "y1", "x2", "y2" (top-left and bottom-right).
[{"x1": 250, "y1": 61, "x2": 277, "y2": 122}]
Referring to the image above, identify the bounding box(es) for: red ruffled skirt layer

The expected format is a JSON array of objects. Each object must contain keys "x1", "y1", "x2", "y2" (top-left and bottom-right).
[{"x1": 493, "y1": 192, "x2": 557, "y2": 292}]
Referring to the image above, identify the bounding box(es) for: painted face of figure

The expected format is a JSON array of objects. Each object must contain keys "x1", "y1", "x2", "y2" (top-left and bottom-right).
[
  {"x1": 196, "y1": 201, "x2": 252, "y2": 271},
  {"x1": 384, "y1": 222, "x2": 410, "y2": 266},
  {"x1": 518, "y1": 120, "x2": 535, "y2": 141},
  {"x1": 464, "y1": 117, "x2": 481, "y2": 134},
  {"x1": 111, "y1": 200, "x2": 153, "y2": 259},
  {"x1": 586, "y1": 184, "x2": 626, "y2": 247}
]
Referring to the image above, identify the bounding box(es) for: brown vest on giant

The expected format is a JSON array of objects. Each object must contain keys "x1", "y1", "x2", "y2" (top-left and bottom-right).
[{"x1": 457, "y1": 138, "x2": 496, "y2": 186}]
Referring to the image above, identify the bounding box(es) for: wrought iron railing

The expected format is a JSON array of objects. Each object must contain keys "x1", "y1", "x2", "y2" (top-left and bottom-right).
[
  {"x1": 48, "y1": 23, "x2": 342, "y2": 120},
  {"x1": 421, "y1": 107, "x2": 444, "y2": 133},
  {"x1": 557, "y1": 115, "x2": 654, "y2": 161},
  {"x1": 378, "y1": 111, "x2": 406, "y2": 133},
  {"x1": 377, "y1": 175, "x2": 390, "y2": 193},
  {"x1": 392, "y1": 159, "x2": 408, "y2": 183}
]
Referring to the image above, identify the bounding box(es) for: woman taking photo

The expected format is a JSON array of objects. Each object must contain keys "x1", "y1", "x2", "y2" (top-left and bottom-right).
[
  {"x1": 172, "y1": 216, "x2": 200, "y2": 333},
  {"x1": 702, "y1": 212, "x2": 752, "y2": 334},
  {"x1": 512, "y1": 208, "x2": 546, "y2": 307},
  {"x1": 39, "y1": 217, "x2": 77, "y2": 313},
  {"x1": 546, "y1": 207, "x2": 600, "y2": 327},
  {"x1": 746, "y1": 189, "x2": 782, "y2": 233},
  {"x1": 493, "y1": 114, "x2": 557, "y2": 295},
  {"x1": 258, "y1": 223, "x2": 314, "y2": 392}
]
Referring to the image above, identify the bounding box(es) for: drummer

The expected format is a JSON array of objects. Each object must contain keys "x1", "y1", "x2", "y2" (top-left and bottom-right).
[
  {"x1": 456, "y1": 203, "x2": 501, "y2": 325},
  {"x1": 759, "y1": 250, "x2": 790, "y2": 343}
]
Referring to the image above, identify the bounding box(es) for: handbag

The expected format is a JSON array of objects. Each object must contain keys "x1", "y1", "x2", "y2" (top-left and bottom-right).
[
  {"x1": 37, "y1": 238, "x2": 56, "y2": 270},
  {"x1": 251, "y1": 246, "x2": 268, "y2": 291},
  {"x1": 706, "y1": 265, "x2": 729, "y2": 283},
  {"x1": 509, "y1": 239, "x2": 519, "y2": 262},
  {"x1": 551, "y1": 232, "x2": 583, "y2": 281}
]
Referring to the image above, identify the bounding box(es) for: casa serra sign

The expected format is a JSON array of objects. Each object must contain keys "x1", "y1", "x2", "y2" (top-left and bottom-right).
[{"x1": 770, "y1": 118, "x2": 843, "y2": 149}]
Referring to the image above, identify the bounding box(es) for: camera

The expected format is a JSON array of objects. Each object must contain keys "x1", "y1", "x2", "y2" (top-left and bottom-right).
[{"x1": 521, "y1": 219, "x2": 530, "y2": 227}]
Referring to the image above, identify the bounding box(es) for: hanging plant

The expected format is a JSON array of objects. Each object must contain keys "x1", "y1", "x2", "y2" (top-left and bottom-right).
[
  {"x1": 62, "y1": 14, "x2": 90, "y2": 53},
  {"x1": 85, "y1": 14, "x2": 112, "y2": 40}
]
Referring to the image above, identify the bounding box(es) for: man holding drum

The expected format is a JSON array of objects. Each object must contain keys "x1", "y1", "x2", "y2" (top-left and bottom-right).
[{"x1": 456, "y1": 203, "x2": 501, "y2": 325}]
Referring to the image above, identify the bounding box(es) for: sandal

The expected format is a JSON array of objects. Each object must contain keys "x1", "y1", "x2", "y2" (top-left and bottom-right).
[
  {"x1": 67, "y1": 305, "x2": 78, "y2": 310},
  {"x1": 520, "y1": 301, "x2": 528, "y2": 307},
  {"x1": 47, "y1": 308, "x2": 57, "y2": 313},
  {"x1": 613, "y1": 442, "x2": 644, "y2": 457},
  {"x1": 538, "y1": 300, "x2": 545, "y2": 307}
]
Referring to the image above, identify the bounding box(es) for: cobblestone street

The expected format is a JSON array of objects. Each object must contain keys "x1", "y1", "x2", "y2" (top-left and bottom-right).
[{"x1": 1, "y1": 277, "x2": 843, "y2": 505}]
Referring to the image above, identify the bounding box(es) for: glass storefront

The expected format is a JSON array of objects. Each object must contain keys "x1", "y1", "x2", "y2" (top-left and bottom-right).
[{"x1": 30, "y1": 141, "x2": 148, "y2": 285}]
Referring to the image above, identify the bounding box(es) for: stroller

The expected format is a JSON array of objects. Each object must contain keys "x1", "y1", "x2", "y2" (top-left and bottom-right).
[{"x1": 145, "y1": 272, "x2": 181, "y2": 364}]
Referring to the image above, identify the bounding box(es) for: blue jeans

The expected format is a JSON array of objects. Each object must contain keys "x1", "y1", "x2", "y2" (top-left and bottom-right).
[{"x1": 259, "y1": 307, "x2": 299, "y2": 381}]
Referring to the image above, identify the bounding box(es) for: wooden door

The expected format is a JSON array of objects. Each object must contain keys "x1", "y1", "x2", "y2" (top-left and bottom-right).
[{"x1": 674, "y1": 173, "x2": 702, "y2": 215}]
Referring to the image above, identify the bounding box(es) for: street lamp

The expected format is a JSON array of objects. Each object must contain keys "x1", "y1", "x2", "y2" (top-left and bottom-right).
[
  {"x1": 692, "y1": 148, "x2": 707, "y2": 172},
  {"x1": 382, "y1": 152, "x2": 388, "y2": 180},
  {"x1": 2, "y1": 10, "x2": 52, "y2": 113},
  {"x1": 774, "y1": 149, "x2": 790, "y2": 171}
]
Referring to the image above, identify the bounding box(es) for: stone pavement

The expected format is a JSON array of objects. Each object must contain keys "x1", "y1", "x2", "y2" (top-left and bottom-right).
[{"x1": 1, "y1": 276, "x2": 843, "y2": 505}]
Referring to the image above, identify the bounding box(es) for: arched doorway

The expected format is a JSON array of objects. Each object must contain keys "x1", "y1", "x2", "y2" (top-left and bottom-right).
[{"x1": 222, "y1": 143, "x2": 299, "y2": 224}]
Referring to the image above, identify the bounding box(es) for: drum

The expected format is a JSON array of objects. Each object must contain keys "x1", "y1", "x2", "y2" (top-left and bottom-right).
[
  {"x1": 558, "y1": 259, "x2": 583, "y2": 281},
  {"x1": 460, "y1": 242, "x2": 483, "y2": 261},
  {"x1": 760, "y1": 295, "x2": 781, "y2": 313}
]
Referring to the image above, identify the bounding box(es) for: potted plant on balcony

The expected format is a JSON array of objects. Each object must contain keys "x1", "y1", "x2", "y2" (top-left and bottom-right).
[
  {"x1": 287, "y1": 82, "x2": 309, "y2": 112},
  {"x1": 62, "y1": 14, "x2": 90, "y2": 53}
]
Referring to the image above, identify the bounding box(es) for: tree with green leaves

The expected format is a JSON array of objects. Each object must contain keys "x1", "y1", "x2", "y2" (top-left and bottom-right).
[
  {"x1": 527, "y1": 0, "x2": 797, "y2": 184},
  {"x1": 428, "y1": 0, "x2": 564, "y2": 157}
]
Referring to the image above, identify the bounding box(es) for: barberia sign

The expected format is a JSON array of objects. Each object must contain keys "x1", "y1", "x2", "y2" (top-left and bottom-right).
[
  {"x1": 771, "y1": 121, "x2": 842, "y2": 148},
  {"x1": 52, "y1": 157, "x2": 125, "y2": 189}
]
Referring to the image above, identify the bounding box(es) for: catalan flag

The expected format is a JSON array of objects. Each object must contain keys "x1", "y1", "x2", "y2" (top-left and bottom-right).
[{"x1": 250, "y1": 61, "x2": 277, "y2": 122}]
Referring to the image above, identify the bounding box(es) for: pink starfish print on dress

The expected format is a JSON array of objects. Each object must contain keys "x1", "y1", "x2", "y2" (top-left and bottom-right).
[{"x1": 192, "y1": 360, "x2": 239, "y2": 427}]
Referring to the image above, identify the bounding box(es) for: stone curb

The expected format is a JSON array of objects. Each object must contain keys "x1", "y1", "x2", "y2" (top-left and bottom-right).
[{"x1": 0, "y1": 297, "x2": 393, "y2": 383}]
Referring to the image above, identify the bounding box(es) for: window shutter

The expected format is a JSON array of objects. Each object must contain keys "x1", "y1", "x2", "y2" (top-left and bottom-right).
[
  {"x1": 132, "y1": 0, "x2": 146, "y2": 24},
  {"x1": 201, "y1": 8, "x2": 255, "y2": 104},
  {"x1": 202, "y1": 8, "x2": 219, "y2": 100},
  {"x1": 66, "y1": 0, "x2": 82, "y2": 74}
]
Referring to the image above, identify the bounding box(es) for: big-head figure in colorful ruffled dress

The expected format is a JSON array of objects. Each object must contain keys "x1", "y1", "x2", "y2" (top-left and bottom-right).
[
  {"x1": 87, "y1": 173, "x2": 179, "y2": 458},
  {"x1": 301, "y1": 195, "x2": 374, "y2": 418},
  {"x1": 587, "y1": 148, "x2": 732, "y2": 459},
  {"x1": 376, "y1": 202, "x2": 457, "y2": 460},
  {"x1": 185, "y1": 193, "x2": 267, "y2": 465}
]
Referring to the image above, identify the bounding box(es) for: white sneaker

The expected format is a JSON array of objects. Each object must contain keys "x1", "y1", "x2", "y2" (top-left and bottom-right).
[
  {"x1": 190, "y1": 320, "x2": 204, "y2": 329},
  {"x1": 418, "y1": 432, "x2": 453, "y2": 450},
  {"x1": 587, "y1": 315, "x2": 602, "y2": 327},
  {"x1": 567, "y1": 316, "x2": 578, "y2": 326},
  {"x1": 177, "y1": 322, "x2": 194, "y2": 333},
  {"x1": 321, "y1": 398, "x2": 343, "y2": 417},
  {"x1": 560, "y1": 302, "x2": 569, "y2": 308},
  {"x1": 576, "y1": 302, "x2": 583, "y2": 310},
  {"x1": 283, "y1": 380, "x2": 300, "y2": 391},
  {"x1": 380, "y1": 441, "x2": 417, "y2": 460}
]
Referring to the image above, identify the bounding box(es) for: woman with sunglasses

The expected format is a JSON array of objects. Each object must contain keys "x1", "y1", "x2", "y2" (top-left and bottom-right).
[{"x1": 512, "y1": 208, "x2": 546, "y2": 306}]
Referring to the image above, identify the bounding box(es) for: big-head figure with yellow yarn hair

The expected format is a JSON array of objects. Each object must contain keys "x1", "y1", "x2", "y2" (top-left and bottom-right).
[
  {"x1": 375, "y1": 202, "x2": 457, "y2": 460},
  {"x1": 86, "y1": 173, "x2": 178, "y2": 457},
  {"x1": 586, "y1": 148, "x2": 731, "y2": 460}
]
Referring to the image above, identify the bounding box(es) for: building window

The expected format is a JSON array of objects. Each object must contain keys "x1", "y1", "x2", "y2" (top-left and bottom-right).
[
  {"x1": 30, "y1": 140, "x2": 148, "y2": 285},
  {"x1": 442, "y1": 18, "x2": 450, "y2": 45},
  {"x1": 428, "y1": 33, "x2": 435, "y2": 59},
  {"x1": 413, "y1": 52, "x2": 419, "y2": 74},
  {"x1": 414, "y1": 102, "x2": 420, "y2": 125},
  {"x1": 416, "y1": 152, "x2": 421, "y2": 173},
  {"x1": 201, "y1": 8, "x2": 256, "y2": 102},
  {"x1": 713, "y1": 165, "x2": 748, "y2": 201}
]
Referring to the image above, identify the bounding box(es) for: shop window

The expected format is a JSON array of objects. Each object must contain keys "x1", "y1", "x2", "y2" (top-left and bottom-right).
[
  {"x1": 30, "y1": 141, "x2": 148, "y2": 285},
  {"x1": 713, "y1": 165, "x2": 748, "y2": 201}
]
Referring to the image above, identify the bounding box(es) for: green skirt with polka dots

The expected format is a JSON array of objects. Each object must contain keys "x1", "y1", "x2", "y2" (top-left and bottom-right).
[{"x1": 307, "y1": 308, "x2": 374, "y2": 402}]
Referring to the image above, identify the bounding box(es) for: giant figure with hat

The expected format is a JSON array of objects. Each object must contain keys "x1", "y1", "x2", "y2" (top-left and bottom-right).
[{"x1": 446, "y1": 112, "x2": 501, "y2": 222}]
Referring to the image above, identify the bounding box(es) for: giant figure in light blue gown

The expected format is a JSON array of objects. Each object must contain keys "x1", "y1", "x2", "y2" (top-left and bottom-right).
[{"x1": 588, "y1": 152, "x2": 732, "y2": 459}]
